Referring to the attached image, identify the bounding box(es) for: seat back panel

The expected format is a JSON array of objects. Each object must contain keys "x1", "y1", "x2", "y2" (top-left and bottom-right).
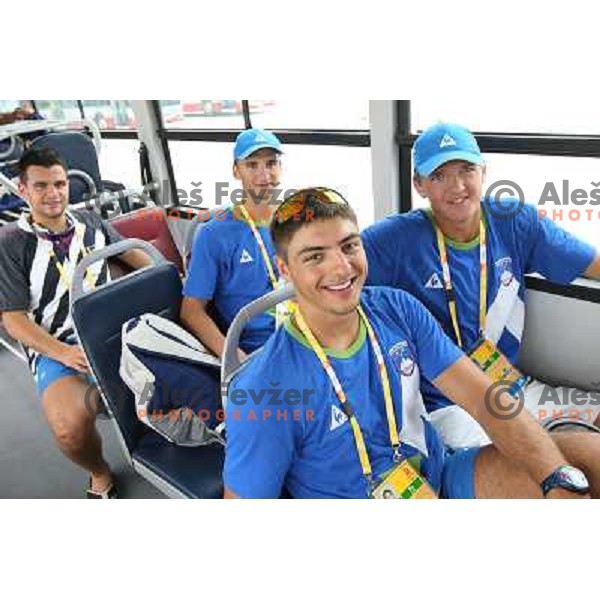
[
  {"x1": 72, "y1": 263, "x2": 182, "y2": 451},
  {"x1": 111, "y1": 208, "x2": 184, "y2": 273}
]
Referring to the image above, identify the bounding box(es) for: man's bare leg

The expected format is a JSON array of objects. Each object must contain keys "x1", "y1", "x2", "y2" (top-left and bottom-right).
[
  {"x1": 41, "y1": 375, "x2": 112, "y2": 493},
  {"x1": 475, "y1": 432, "x2": 600, "y2": 499}
]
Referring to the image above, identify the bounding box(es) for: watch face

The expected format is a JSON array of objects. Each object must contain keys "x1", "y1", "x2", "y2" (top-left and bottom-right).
[{"x1": 558, "y1": 467, "x2": 588, "y2": 488}]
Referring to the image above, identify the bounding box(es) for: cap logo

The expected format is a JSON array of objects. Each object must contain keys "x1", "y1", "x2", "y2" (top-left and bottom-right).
[
  {"x1": 439, "y1": 133, "x2": 456, "y2": 148},
  {"x1": 254, "y1": 133, "x2": 267, "y2": 142}
]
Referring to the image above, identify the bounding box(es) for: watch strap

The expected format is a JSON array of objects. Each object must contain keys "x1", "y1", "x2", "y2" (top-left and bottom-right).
[{"x1": 541, "y1": 465, "x2": 590, "y2": 496}]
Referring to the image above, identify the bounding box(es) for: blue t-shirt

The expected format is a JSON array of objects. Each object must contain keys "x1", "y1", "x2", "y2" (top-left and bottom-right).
[
  {"x1": 362, "y1": 198, "x2": 596, "y2": 412},
  {"x1": 183, "y1": 207, "x2": 277, "y2": 353},
  {"x1": 224, "y1": 287, "x2": 464, "y2": 499}
]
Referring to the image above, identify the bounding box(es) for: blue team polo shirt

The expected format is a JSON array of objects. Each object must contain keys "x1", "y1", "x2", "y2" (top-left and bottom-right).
[
  {"x1": 183, "y1": 207, "x2": 277, "y2": 353},
  {"x1": 224, "y1": 287, "x2": 464, "y2": 499},
  {"x1": 362, "y1": 198, "x2": 596, "y2": 412}
]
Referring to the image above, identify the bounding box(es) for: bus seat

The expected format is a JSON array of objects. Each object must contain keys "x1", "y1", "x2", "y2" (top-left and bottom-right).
[
  {"x1": 0, "y1": 194, "x2": 26, "y2": 227},
  {"x1": 110, "y1": 207, "x2": 184, "y2": 274},
  {"x1": 182, "y1": 208, "x2": 221, "y2": 271},
  {"x1": 182, "y1": 212, "x2": 204, "y2": 269},
  {"x1": 176, "y1": 208, "x2": 227, "y2": 335},
  {"x1": 31, "y1": 131, "x2": 106, "y2": 204},
  {"x1": 1, "y1": 135, "x2": 27, "y2": 223},
  {"x1": 519, "y1": 276, "x2": 600, "y2": 432},
  {"x1": 0, "y1": 131, "x2": 26, "y2": 171},
  {"x1": 221, "y1": 284, "x2": 295, "y2": 400},
  {"x1": 519, "y1": 276, "x2": 600, "y2": 393},
  {"x1": 0, "y1": 193, "x2": 25, "y2": 211},
  {"x1": 70, "y1": 239, "x2": 224, "y2": 499}
]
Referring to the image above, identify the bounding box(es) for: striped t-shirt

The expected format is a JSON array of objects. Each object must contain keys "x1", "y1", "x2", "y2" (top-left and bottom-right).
[{"x1": 0, "y1": 209, "x2": 122, "y2": 373}]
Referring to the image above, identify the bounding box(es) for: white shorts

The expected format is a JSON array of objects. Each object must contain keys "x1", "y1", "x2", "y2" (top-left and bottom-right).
[{"x1": 430, "y1": 379, "x2": 600, "y2": 450}]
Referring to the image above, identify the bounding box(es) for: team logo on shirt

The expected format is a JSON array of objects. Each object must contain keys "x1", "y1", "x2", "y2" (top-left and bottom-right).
[
  {"x1": 389, "y1": 340, "x2": 416, "y2": 377},
  {"x1": 495, "y1": 257, "x2": 514, "y2": 286},
  {"x1": 425, "y1": 272, "x2": 444, "y2": 290},
  {"x1": 330, "y1": 405, "x2": 348, "y2": 431},
  {"x1": 240, "y1": 248, "x2": 254, "y2": 264}
]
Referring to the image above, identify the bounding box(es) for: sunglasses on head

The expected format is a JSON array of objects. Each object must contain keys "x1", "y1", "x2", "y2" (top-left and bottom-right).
[{"x1": 274, "y1": 187, "x2": 348, "y2": 224}]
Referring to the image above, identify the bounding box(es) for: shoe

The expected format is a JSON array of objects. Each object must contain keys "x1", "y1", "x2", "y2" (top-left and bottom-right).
[{"x1": 86, "y1": 479, "x2": 118, "y2": 499}]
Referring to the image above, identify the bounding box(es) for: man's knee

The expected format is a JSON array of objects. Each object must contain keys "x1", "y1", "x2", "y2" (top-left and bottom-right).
[
  {"x1": 473, "y1": 444, "x2": 543, "y2": 499},
  {"x1": 42, "y1": 377, "x2": 97, "y2": 450},
  {"x1": 50, "y1": 416, "x2": 92, "y2": 454},
  {"x1": 550, "y1": 431, "x2": 600, "y2": 466}
]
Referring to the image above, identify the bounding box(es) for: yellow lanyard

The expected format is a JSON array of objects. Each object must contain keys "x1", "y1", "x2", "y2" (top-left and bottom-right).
[
  {"x1": 293, "y1": 305, "x2": 401, "y2": 488},
  {"x1": 50, "y1": 241, "x2": 96, "y2": 291},
  {"x1": 237, "y1": 205, "x2": 280, "y2": 290},
  {"x1": 434, "y1": 218, "x2": 487, "y2": 349},
  {"x1": 35, "y1": 220, "x2": 97, "y2": 292}
]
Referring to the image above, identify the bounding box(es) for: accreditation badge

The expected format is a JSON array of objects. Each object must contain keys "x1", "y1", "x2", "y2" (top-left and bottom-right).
[
  {"x1": 371, "y1": 460, "x2": 437, "y2": 500},
  {"x1": 274, "y1": 279, "x2": 294, "y2": 327},
  {"x1": 468, "y1": 337, "x2": 529, "y2": 394},
  {"x1": 276, "y1": 301, "x2": 294, "y2": 327},
  {"x1": 268, "y1": 300, "x2": 294, "y2": 328}
]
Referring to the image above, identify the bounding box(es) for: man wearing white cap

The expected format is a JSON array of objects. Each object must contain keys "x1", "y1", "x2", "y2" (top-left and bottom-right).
[
  {"x1": 181, "y1": 128, "x2": 285, "y2": 357},
  {"x1": 363, "y1": 123, "x2": 600, "y2": 450}
]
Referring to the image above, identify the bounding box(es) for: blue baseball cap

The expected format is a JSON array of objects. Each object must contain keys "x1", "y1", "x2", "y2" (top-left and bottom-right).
[
  {"x1": 413, "y1": 123, "x2": 483, "y2": 177},
  {"x1": 233, "y1": 128, "x2": 283, "y2": 161}
]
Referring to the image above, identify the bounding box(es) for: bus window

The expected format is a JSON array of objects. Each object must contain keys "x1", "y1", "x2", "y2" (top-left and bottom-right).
[
  {"x1": 98, "y1": 139, "x2": 143, "y2": 189},
  {"x1": 36, "y1": 100, "x2": 81, "y2": 121},
  {"x1": 166, "y1": 100, "x2": 244, "y2": 129},
  {"x1": 248, "y1": 99, "x2": 369, "y2": 130},
  {"x1": 0, "y1": 100, "x2": 27, "y2": 113},
  {"x1": 413, "y1": 98, "x2": 600, "y2": 135},
  {"x1": 82, "y1": 100, "x2": 137, "y2": 129},
  {"x1": 34, "y1": 100, "x2": 138, "y2": 129},
  {"x1": 158, "y1": 100, "x2": 183, "y2": 125}
]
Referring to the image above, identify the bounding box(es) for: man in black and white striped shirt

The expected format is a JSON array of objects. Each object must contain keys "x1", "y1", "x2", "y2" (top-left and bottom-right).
[{"x1": 0, "y1": 147, "x2": 149, "y2": 498}]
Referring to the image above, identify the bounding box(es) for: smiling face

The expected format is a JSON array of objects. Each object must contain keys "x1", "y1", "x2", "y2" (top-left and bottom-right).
[
  {"x1": 19, "y1": 164, "x2": 69, "y2": 225},
  {"x1": 414, "y1": 159, "x2": 486, "y2": 232},
  {"x1": 277, "y1": 217, "x2": 367, "y2": 321}
]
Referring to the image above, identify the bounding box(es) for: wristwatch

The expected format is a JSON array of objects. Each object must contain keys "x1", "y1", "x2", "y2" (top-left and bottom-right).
[{"x1": 541, "y1": 465, "x2": 590, "y2": 497}]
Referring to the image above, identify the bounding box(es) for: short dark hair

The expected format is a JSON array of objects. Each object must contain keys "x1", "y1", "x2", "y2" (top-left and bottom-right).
[
  {"x1": 270, "y1": 190, "x2": 358, "y2": 260},
  {"x1": 18, "y1": 147, "x2": 68, "y2": 182}
]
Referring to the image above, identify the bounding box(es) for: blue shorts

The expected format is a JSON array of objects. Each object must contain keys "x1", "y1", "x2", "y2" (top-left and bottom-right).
[
  {"x1": 33, "y1": 354, "x2": 92, "y2": 397},
  {"x1": 440, "y1": 447, "x2": 481, "y2": 499}
]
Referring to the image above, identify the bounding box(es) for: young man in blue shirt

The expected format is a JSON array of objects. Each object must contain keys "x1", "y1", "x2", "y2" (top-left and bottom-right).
[
  {"x1": 223, "y1": 188, "x2": 599, "y2": 499},
  {"x1": 181, "y1": 128, "x2": 284, "y2": 357},
  {"x1": 362, "y1": 123, "x2": 600, "y2": 449}
]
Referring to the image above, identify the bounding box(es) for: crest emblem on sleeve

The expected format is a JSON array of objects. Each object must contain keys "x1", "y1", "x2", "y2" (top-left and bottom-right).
[
  {"x1": 495, "y1": 257, "x2": 514, "y2": 286},
  {"x1": 389, "y1": 340, "x2": 416, "y2": 377}
]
